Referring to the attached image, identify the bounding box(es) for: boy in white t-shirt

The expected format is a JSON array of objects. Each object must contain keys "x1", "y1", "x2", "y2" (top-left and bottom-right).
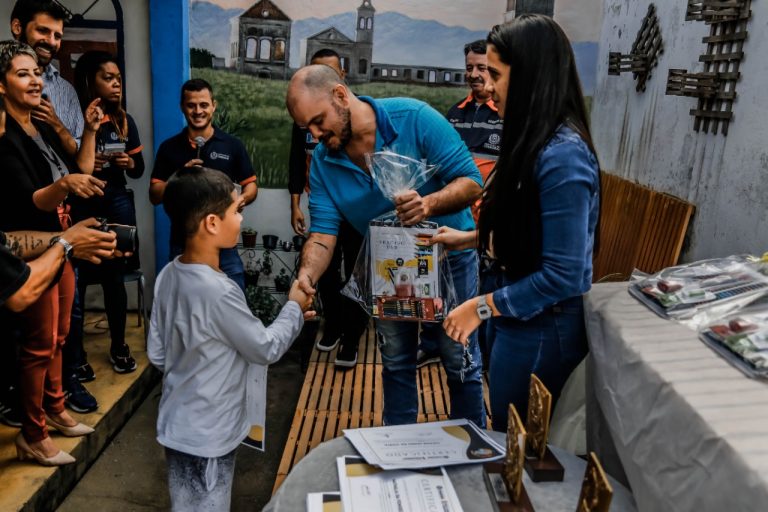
[{"x1": 148, "y1": 166, "x2": 313, "y2": 511}]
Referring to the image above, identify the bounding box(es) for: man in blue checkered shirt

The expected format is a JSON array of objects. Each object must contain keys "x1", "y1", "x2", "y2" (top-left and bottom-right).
[{"x1": 10, "y1": 0, "x2": 83, "y2": 155}]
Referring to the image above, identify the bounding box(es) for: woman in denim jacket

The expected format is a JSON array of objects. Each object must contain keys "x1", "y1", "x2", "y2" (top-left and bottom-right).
[{"x1": 433, "y1": 15, "x2": 600, "y2": 431}]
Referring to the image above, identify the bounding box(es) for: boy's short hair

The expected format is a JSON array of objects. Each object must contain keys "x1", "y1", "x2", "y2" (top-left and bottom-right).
[
  {"x1": 163, "y1": 167, "x2": 234, "y2": 248},
  {"x1": 180, "y1": 78, "x2": 214, "y2": 102}
]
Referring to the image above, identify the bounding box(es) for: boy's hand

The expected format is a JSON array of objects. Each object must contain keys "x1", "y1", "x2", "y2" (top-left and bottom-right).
[{"x1": 288, "y1": 279, "x2": 315, "y2": 312}]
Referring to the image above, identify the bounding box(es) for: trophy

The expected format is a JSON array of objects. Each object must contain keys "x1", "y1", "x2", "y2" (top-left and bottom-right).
[
  {"x1": 576, "y1": 452, "x2": 613, "y2": 512},
  {"x1": 483, "y1": 404, "x2": 535, "y2": 511},
  {"x1": 524, "y1": 374, "x2": 564, "y2": 482}
]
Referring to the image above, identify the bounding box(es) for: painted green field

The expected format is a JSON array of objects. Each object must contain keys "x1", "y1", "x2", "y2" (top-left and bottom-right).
[{"x1": 192, "y1": 68, "x2": 464, "y2": 188}]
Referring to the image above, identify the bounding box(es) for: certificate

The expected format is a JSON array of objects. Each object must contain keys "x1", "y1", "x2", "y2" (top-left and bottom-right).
[
  {"x1": 336, "y1": 456, "x2": 463, "y2": 512},
  {"x1": 344, "y1": 419, "x2": 504, "y2": 470},
  {"x1": 306, "y1": 492, "x2": 342, "y2": 512}
]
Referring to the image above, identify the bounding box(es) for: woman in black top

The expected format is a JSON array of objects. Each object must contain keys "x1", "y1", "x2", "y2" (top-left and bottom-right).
[
  {"x1": 69, "y1": 51, "x2": 145, "y2": 377},
  {"x1": 0, "y1": 40, "x2": 104, "y2": 466}
]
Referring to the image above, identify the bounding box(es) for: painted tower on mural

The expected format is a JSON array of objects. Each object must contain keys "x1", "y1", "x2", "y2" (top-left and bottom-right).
[
  {"x1": 229, "y1": 0, "x2": 291, "y2": 78},
  {"x1": 505, "y1": 0, "x2": 555, "y2": 21},
  {"x1": 303, "y1": 0, "x2": 375, "y2": 83}
]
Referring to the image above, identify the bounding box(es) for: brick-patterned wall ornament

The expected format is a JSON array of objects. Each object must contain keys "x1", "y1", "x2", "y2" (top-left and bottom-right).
[
  {"x1": 666, "y1": 0, "x2": 751, "y2": 135},
  {"x1": 608, "y1": 4, "x2": 664, "y2": 92}
]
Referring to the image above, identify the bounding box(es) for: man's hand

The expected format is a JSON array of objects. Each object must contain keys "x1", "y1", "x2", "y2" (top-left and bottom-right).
[
  {"x1": 289, "y1": 279, "x2": 316, "y2": 320},
  {"x1": 111, "y1": 152, "x2": 135, "y2": 170},
  {"x1": 442, "y1": 296, "x2": 483, "y2": 346},
  {"x1": 297, "y1": 272, "x2": 316, "y2": 297},
  {"x1": 184, "y1": 158, "x2": 204, "y2": 168},
  {"x1": 430, "y1": 226, "x2": 477, "y2": 251},
  {"x1": 291, "y1": 205, "x2": 306, "y2": 235},
  {"x1": 63, "y1": 218, "x2": 117, "y2": 263},
  {"x1": 63, "y1": 174, "x2": 106, "y2": 198},
  {"x1": 394, "y1": 190, "x2": 432, "y2": 225},
  {"x1": 83, "y1": 98, "x2": 104, "y2": 133},
  {"x1": 31, "y1": 97, "x2": 65, "y2": 131}
]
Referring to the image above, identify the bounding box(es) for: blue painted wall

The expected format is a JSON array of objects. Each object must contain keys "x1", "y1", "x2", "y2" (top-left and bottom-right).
[{"x1": 149, "y1": 0, "x2": 189, "y2": 271}]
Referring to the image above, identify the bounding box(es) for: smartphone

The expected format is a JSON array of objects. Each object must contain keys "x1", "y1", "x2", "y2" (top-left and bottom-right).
[{"x1": 103, "y1": 142, "x2": 127, "y2": 156}]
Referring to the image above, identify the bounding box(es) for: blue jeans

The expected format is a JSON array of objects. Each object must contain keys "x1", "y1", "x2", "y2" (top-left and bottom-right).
[
  {"x1": 376, "y1": 251, "x2": 485, "y2": 427},
  {"x1": 170, "y1": 245, "x2": 245, "y2": 292},
  {"x1": 485, "y1": 269, "x2": 588, "y2": 431}
]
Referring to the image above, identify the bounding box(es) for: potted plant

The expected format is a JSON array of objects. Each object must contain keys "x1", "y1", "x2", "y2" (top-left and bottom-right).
[
  {"x1": 274, "y1": 268, "x2": 291, "y2": 292},
  {"x1": 245, "y1": 285, "x2": 279, "y2": 325},
  {"x1": 260, "y1": 250, "x2": 273, "y2": 278},
  {"x1": 262, "y1": 234, "x2": 278, "y2": 250},
  {"x1": 244, "y1": 260, "x2": 260, "y2": 288},
  {"x1": 241, "y1": 227, "x2": 257, "y2": 248}
]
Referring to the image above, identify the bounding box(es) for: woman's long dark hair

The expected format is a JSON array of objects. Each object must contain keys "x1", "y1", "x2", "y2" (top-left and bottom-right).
[
  {"x1": 74, "y1": 51, "x2": 128, "y2": 141},
  {"x1": 479, "y1": 15, "x2": 599, "y2": 279}
]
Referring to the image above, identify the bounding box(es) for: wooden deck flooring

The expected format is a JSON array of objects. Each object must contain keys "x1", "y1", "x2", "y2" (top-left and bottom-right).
[{"x1": 273, "y1": 324, "x2": 492, "y2": 492}]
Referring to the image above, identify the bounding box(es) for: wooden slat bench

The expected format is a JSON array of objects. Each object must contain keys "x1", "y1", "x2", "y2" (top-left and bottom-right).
[
  {"x1": 274, "y1": 325, "x2": 492, "y2": 492},
  {"x1": 593, "y1": 172, "x2": 695, "y2": 282}
]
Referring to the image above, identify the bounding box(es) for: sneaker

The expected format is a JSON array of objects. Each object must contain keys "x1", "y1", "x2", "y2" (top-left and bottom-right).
[
  {"x1": 0, "y1": 387, "x2": 22, "y2": 428},
  {"x1": 416, "y1": 349, "x2": 440, "y2": 368},
  {"x1": 0, "y1": 401, "x2": 22, "y2": 428},
  {"x1": 316, "y1": 334, "x2": 341, "y2": 352},
  {"x1": 110, "y1": 344, "x2": 137, "y2": 374},
  {"x1": 74, "y1": 363, "x2": 96, "y2": 383},
  {"x1": 65, "y1": 380, "x2": 99, "y2": 413},
  {"x1": 334, "y1": 341, "x2": 358, "y2": 369}
]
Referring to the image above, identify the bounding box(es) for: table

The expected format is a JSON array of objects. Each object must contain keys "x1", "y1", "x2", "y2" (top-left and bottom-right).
[
  {"x1": 264, "y1": 432, "x2": 635, "y2": 511},
  {"x1": 585, "y1": 282, "x2": 768, "y2": 512}
]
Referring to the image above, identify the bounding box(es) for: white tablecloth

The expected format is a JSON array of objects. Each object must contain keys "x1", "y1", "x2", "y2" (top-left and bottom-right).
[
  {"x1": 264, "y1": 432, "x2": 635, "y2": 512},
  {"x1": 585, "y1": 282, "x2": 768, "y2": 512}
]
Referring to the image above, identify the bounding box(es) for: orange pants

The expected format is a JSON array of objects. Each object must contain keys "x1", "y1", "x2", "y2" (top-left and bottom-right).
[{"x1": 18, "y1": 262, "x2": 75, "y2": 443}]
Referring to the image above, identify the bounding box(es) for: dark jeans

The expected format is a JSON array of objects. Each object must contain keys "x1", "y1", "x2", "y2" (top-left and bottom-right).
[
  {"x1": 317, "y1": 221, "x2": 367, "y2": 346},
  {"x1": 485, "y1": 277, "x2": 588, "y2": 431},
  {"x1": 64, "y1": 186, "x2": 137, "y2": 377},
  {"x1": 376, "y1": 251, "x2": 486, "y2": 427}
]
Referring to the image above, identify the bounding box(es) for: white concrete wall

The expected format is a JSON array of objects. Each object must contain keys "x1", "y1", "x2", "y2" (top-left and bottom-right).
[
  {"x1": 242, "y1": 188, "x2": 307, "y2": 244},
  {"x1": 592, "y1": 0, "x2": 768, "y2": 261}
]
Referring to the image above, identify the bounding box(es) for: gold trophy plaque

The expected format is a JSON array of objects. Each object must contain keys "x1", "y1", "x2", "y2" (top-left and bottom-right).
[
  {"x1": 483, "y1": 404, "x2": 535, "y2": 511},
  {"x1": 524, "y1": 374, "x2": 564, "y2": 482},
  {"x1": 576, "y1": 452, "x2": 613, "y2": 512}
]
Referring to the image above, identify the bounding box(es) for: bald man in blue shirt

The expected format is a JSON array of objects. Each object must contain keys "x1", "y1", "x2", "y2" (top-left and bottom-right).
[{"x1": 286, "y1": 65, "x2": 486, "y2": 427}]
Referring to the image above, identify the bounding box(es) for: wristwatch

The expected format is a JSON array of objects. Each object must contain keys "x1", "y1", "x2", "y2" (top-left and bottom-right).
[
  {"x1": 476, "y1": 295, "x2": 492, "y2": 320},
  {"x1": 50, "y1": 236, "x2": 73, "y2": 260}
]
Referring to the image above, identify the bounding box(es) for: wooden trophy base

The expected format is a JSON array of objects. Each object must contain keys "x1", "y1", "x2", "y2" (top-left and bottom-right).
[
  {"x1": 524, "y1": 447, "x2": 564, "y2": 482},
  {"x1": 483, "y1": 462, "x2": 535, "y2": 512}
]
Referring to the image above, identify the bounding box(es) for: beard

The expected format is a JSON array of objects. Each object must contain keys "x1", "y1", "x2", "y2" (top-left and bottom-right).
[
  {"x1": 324, "y1": 103, "x2": 352, "y2": 151},
  {"x1": 19, "y1": 35, "x2": 56, "y2": 66}
]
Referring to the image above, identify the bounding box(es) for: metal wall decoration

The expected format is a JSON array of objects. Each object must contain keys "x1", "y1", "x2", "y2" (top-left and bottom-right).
[
  {"x1": 666, "y1": 0, "x2": 751, "y2": 135},
  {"x1": 608, "y1": 4, "x2": 664, "y2": 92}
]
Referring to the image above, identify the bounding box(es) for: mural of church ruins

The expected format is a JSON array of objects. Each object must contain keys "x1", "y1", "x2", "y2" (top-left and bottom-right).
[{"x1": 228, "y1": 0, "x2": 466, "y2": 85}]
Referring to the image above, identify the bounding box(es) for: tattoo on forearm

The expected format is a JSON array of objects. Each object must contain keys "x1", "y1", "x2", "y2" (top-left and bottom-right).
[{"x1": 5, "y1": 234, "x2": 47, "y2": 259}]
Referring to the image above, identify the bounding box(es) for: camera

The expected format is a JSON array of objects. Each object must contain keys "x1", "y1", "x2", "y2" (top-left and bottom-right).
[{"x1": 95, "y1": 217, "x2": 137, "y2": 254}]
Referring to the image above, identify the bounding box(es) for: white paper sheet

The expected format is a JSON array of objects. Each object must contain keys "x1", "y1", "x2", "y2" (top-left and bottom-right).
[
  {"x1": 306, "y1": 492, "x2": 342, "y2": 512},
  {"x1": 336, "y1": 456, "x2": 463, "y2": 512},
  {"x1": 343, "y1": 419, "x2": 504, "y2": 470}
]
